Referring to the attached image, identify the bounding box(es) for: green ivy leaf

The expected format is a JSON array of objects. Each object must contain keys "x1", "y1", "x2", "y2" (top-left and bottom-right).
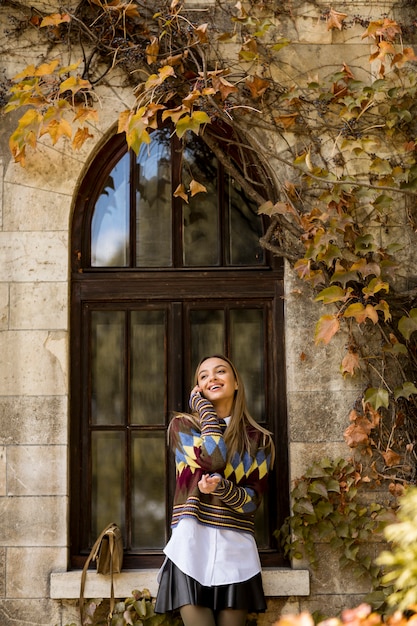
[
  {"x1": 394, "y1": 381, "x2": 417, "y2": 400},
  {"x1": 398, "y1": 308, "x2": 417, "y2": 340},
  {"x1": 364, "y1": 387, "x2": 389, "y2": 410},
  {"x1": 308, "y1": 480, "x2": 329, "y2": 499}
]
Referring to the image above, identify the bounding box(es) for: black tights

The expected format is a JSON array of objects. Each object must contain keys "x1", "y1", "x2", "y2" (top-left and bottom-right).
[{"x1": 180, "y1": 604, "x2": 248, "y2": 626}]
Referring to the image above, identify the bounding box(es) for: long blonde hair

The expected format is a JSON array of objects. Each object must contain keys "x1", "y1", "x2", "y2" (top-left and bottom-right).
[{"x1": 170, "y1": 355, "x2": 275, "y2": 467}]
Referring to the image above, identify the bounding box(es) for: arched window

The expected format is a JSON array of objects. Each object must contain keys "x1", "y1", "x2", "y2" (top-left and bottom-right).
[{"x1": 70, "y1": 126, "x2": 289, "y2": 569}]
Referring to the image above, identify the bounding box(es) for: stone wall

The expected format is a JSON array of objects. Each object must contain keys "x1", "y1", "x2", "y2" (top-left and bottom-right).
[{"x1": 0, "y1": 1, "x2": 414, "y2": 624}]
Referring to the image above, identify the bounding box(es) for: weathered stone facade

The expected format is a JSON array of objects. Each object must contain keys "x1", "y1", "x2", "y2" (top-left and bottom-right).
[{"x1": 0, "y1": 1, "x2": 414, "y2": 624}]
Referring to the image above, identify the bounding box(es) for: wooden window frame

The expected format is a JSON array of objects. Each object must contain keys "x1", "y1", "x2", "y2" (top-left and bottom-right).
[{"x1": 70, "y1": 131, "x2": 290, "y2": 570}]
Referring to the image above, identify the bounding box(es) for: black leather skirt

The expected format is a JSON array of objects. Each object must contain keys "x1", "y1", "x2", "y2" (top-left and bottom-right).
[{"x1": 154, "y1": 559, "x2": 267, "y2": 614}]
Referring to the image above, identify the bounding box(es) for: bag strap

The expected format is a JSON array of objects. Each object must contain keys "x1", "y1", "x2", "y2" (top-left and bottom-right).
[
  {"x1": 108, "y1": 529, "x2": 116, "y2": 622},
  {"x1": 79, "y1": 523, "x2": 116, "y2": 626}
]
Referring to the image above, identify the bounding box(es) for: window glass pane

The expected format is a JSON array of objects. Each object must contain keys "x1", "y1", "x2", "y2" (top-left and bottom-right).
[
  {"x1": 230, "y1": 309, "x2": 265, "y2": 420},
  {"x1": 132, "y1": 432, "x2": 166, "y2": 549},
  {"x1": 91, "y1": 311, "x2": 125, "y2": 425},
  {"x1": 183, "y1": 136, "x2": 220, "y2": 266},
  {"x1": 190, "y1": 309, "x2": 224, "y2": 371},
  {"x1": 92, "y1": 431, "x2": 125, "y2": 539},
  {"x1": 136, "y1": 129, "x2": 172, "y2": 266},
  {"x1": 254, "y1": 495, "x2": 269, "y2": 549},
  {"x1": 91, "y1": 153, "x2": 130, "y2": 266},
  {"x1": 131, "y1": 310, "x2": 166, "y2": 425},
  {"x1": 227, "y1": 175, "x2": 265, "y2": 265}
]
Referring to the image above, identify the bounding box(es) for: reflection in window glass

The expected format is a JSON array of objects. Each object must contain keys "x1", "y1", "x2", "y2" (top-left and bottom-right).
[
  {"x1": 183, "y1": 136, "x2": 220, "y2": 266},
  {"x1": 190, "y1": 309, "x2": 224, "y2": 372},
  {"x1": 92, "y1": 431, "x2": 125, "y2": 539},
  {"x1": 132, "y1": 432, "x2": 166, "y2": 549},
  {"x1": 91, "y1": 153, "x2": 130, "y2": 266},
  {"x1": 227, "y1": 175, "x2": 265, "y2": 265},
  {"x1": 91, "y1": 311, "x2": 125, "y2": 425},
  {"x1": 131, "y1": 310, "x2": 166, "y2": 425},
  {"x1": 230, "y1": 309, "x2": 265, "y2": 419},
  {"x1": 136, "y1": 129, "x2": 172, "y2": 266}
]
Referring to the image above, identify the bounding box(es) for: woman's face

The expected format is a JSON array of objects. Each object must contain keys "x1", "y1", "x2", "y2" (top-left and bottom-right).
[{"x1": 196, "y1": 357, "x2": 238, "y2": 415}]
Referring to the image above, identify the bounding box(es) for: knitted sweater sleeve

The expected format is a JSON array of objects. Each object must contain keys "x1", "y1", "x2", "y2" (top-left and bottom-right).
[
  {"x1": 171, "y1": 393, "x2": 227, "y2": 473},
  {"x1": 212, "y1": 444, "x2": 272, "y2": 515}
]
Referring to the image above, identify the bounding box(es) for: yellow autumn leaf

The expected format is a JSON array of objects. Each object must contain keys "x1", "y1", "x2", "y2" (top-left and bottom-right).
[
  {"x1": 174, "y1": 184, "x2": 188, "y2": 203},
  {"x1": 41, "y1": 118, "x2": 73, "y2": 144},
  {"x1": 189, "y1": 180, "x2": 207, "y2": 196},
  {"x1": 40, "y1": 13, "x2": 71, "y2": 27},
  {"x1": 33, "y1": 60, "x2": 60, "y2": 77},
  {"x1": 72, "y1": 127, "x2": 94, "y2": 150}
]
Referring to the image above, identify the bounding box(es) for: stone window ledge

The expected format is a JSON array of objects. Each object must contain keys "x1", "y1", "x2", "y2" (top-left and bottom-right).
[{"x1": 50, "y1": 568, "x2": 310, "y2": 600}]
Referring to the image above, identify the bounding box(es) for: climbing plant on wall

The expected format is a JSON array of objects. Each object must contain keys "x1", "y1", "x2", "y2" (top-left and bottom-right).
[{"x1": 2, "y1": 0, "x2": 417, "y2": 576}]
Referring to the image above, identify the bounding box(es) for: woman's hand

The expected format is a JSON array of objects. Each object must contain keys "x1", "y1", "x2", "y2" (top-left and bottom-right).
[
  {"x1": 198, "y1": 473, "x2": 221, "y2": 494},
  {"x1": 189, "y1": 385, "x2": 203, "y2": 411}
]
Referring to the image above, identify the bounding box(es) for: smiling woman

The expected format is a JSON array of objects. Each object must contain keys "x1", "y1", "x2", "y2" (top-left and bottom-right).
[{"x1": 155, "y1": 355, "x2": 275, "y2": 626}]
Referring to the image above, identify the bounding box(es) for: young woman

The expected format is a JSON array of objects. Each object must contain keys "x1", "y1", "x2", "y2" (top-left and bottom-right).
[{"x1": 155, "y1": 355, "x2": 275, "y2": 626}]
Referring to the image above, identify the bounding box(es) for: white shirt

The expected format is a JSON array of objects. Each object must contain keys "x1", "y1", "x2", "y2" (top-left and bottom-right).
[
  {"x1": 163, "y1": 517, "x2": 262, "y2": 586},
  {"x1": 162, "y1": 416, "x2": 261, "y2": 586}
]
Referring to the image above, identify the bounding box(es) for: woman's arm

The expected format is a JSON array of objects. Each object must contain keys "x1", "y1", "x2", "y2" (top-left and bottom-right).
[
  {"x1": 171, "y1": 392, "x2": 227, "y2": 473},
  {"x1": 210, "y1": 445, "x2": 273, "y2": 514}
]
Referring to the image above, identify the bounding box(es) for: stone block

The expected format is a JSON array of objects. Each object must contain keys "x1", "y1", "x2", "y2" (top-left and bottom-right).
[
  {"x1": 309, "y1": 543, "x2": 374, "y2": 596},
  {"x1": 0, "y1": 282, "x2": 9, "y2": 330},
  {"x1": 288, "y1": 389, "x2": 359, "y2": 443},
  {"x1": 0, "y1": 496, "x2": 67, "y2": 546},
  {"x1": 6, "y1": 547, "x2": 67, "y2": 598},
  {"x1": 4, "y1": 139, "x2": 82, "y2": 195},
  {"x1": 7, "y1": 445, "x2": 67, "y2": 496},
  {"x1": 0, "y1": 548, "x2": 5, "y2": 597},
  {"x1": 3, "y1": 183, "x2": 71, "y2": 232},
  {"x1": 0, "y1": 447, "x2": 5, "y2": 496},
  {"x1": 0, "y1": 330, "x2": 67, "y2": 395},
  {"x1": 10, "y1": 282, "x2": 68, "y2": 330},
  {"x1": 0, "y1": 396, "x2": 68, "y2": 445},
  {"x1": 289, "y1": 442, "x2": 350, "y2": 481},
  {"x1": 0, "y1": 231, "x2": 68, "y2": 282},
  {"x1": 0, "y1": 598, "x2": 61, "y2": 625},
  {"x1": 300, "y1": 593, "x2": 370, "y2": 619}
]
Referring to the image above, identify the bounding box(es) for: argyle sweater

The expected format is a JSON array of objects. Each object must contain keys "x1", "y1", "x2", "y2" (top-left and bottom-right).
[{"x1": 169, "y1": 393, "x2": 272, "y2": 535}]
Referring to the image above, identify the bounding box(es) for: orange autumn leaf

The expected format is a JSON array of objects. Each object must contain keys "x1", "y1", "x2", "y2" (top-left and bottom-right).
[
  {"x1": 212, "y1": 76, "x2": 238, "y2": 100},
  {"x1": 314, "y1": 314, "x2": 340, "y2": 345},
  {"x1": 246, "y1": 75, "x2": 269, "y2": 99},
  {"x1": 146, "y1": 36, "x2": 159, "y2": 65},
  {"x1": 274, "y1": 113, "x2": 298, "y2": 129},
  {"x1": 327, "y1": 8, "x2": 348, "y2": 31},
  {"x1": 381, "y1": 449, "x2": 402, "y2": 467},
  {"x1": 341, "y1": 350, "x2": 360, "y2": 376}
]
